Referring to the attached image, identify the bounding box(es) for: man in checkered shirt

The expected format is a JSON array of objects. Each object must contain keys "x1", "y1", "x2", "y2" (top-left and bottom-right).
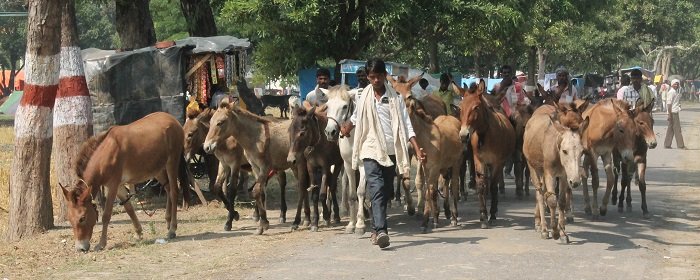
[{"x1": 621, "y1": 69, "x2": 655, "y2": 109}]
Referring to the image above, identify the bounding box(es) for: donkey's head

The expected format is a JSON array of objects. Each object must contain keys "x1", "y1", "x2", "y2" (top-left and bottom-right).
[
  {"x1": 631, "y1": 100, "x2": 657, "y2": 149},
  {"x1": 456, "y1": 79, "x2": 487, "y2": 141},
  {"x1": 288, "y1": 106, "x2": 324, "y2": 163},
  {"x1": 203, "y1": 100, "x2": 239, "y2": 154},
  {"x1": 61, "y1": 182, "x2": 98, "y2": 252},
  {"x1": 183, "y1": 108, "x2": 213, "y2": 161},
  {"x1": 324, "y1": 85, "x2": 353, "y2": 141},
  {"x1": 550, "y1": 111, "x2": 590, "y2": 188},
  {"x1": 387, "y1": 73, "x2": 424, "y2": 99}
]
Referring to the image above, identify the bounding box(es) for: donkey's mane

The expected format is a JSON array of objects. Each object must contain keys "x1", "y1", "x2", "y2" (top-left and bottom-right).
[
  {"x1": 74, "y1": 129, "x2": 112, "y2": 180},
  {"x1": 326, "y1": 85, "x2": 351, "y2": 102},
  {"x1": 223, "y1": 102, "x2": 271, "y2": 124}
]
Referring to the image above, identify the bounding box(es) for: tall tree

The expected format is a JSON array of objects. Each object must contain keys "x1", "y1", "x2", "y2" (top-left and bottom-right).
[
  {"x1": 115, "y1": 0, "x2": 156, "y2": 49},
  {"x1": 180, "y1": 0, "x2": 217, "y2": 36},
  {"x1": 7, "y1": 0, "x2": 61, "y2": 241},
  {"x1": 53, "y1": 0, "x2": 93, "y2": 223},
  {"x1": 0, "y1": 1, "x2": 27, "y2": 96},
  {"x1": 220, "y1": 0, "x2": 379, "y2": 81}
]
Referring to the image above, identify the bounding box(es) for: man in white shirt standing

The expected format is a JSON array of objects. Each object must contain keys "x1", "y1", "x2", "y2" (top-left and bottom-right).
[
  {"x1": 341, "y1": 58, "x2": 426, "y2": 249},
  {"x1": 305, "y1": 68, "x2": 331, "y2": 106},
  {"x1": 551, "y1": 67, "x2": 578, "y2": 104},
  {"x1": 664, "y1": 79, "x2": 685, "y2": 149}
]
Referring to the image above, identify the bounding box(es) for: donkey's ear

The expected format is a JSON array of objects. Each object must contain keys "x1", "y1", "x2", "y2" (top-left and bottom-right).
[
  {"x1": 308, "y1": 105, "x2": 317, "y2": 116},
  {"x1": 78, "y1": 185, "x2": 93, "y2": 203},
  {"x1": 386, "y1": 74, "x2": 397, "y2": 86},
  {"x1": 477, "y1": 79, "x2": 486, "y2": 95},
  {"x1": 579, "y1": 116, "x2": 590, "y2": 133},
  {"x1": 576, "y1": 99, "x2": 590, "y2": 113},
  {"x1": 407, "y1": 74, "x2": 423, "y2": 87},
  {"x1": 451, "y1": 81, "x2": 465, "y2": 95},
  {"x1": 302, "y1": 100, "x2": 313, "y2": 111},
  {"x1": 59, "y1": 183, "x2": 72, "y2": 202},
  {"x1": 318, "y1": 104, "x2": 328, "y2": 113}
]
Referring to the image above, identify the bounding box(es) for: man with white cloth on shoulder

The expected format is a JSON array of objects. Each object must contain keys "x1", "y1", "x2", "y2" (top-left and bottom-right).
[
  {"x1": 340, "y1": 58, "x2": 426, "y2": 249},
  {"x1": 305, "y1": 68, "x2": 331, "y2": 106}
]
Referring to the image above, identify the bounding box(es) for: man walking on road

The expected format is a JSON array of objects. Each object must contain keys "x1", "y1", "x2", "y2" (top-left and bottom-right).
[
  {"x1": 664, "y1": 79, "x2": 686, "y2": 149},
  {"x1": 342, "y1": 58, "x2": 426, "y2": 249}
]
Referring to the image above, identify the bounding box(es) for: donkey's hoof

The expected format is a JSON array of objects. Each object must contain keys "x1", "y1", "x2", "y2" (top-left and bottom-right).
[
  {"x1": 566, "y1": 216, "x2": 574, "y2": 223},
  {"x1": 344, "y1": 226, "x2": 355, "y2": 234},
  {"x1": 407, "y1": 207, "x2": 416, "y2": 216},
  {"x1": 480, "y1": 221, "x2": 489, "y2": 229},
  {"x1": 333, "y1": 217, "x2": 341, "y2": 224},
  {"x1": 279, "y1": 217, "x2": 286, "y2": 224},
  {"x1": 291, "y1": 224, "x2": 299, "y2": 231},
  {"x1": 303, "y1": 220, "x2": 311, "y2": 227},
  {"x1": 560, "y1": 236, "x2": 570, "y2": 244},
  {"x1": 232, "y1": 211, "x2": 240, "y2": 221},
  {"x1": 433, "y1": 222, "x2": 439, "y2": 229},
  {"x1": 323, "y1": 220, "x2": 331, "y2": 227},
  {"x1": 626, "y1": 205, "x2": 632, "y2": 213},
  {"x1": 420, "y1": 226, "x2": 429, "y2": 234},
  {"x1": 617, "y1": 206, "x2": 624, "y2": 213},
  {"x1": 224, "y1": 222, "x2": 232, "y2": 232},
  {"x1": 540, "y1": 232, "x2": 549, "y2": 239},
  {"x1": 256, "y1": 227, "x2": 264, "y2": 235},
  {"x1": 355, "y1": 227, "x2": 365, "y2": 236},
  {"x1": 310, "y1": 225, "x2": 319, "y2": 232},
  {"x1": 552, "y1": 231, "x2": 560, "y2": 240},
  {"x1": 167, "y1": 231, "x2": 176, "y2": 239},
  {"x1": 488, "y1": 218, "x2": 497, "y2": 226},
  {"x1": 450, "y1": 220, "x2": 458, "y2": 227},
  {"x1": 611, "y1": 197, "x2": 618, "y2": 205},
  {"x1": 584, "y1": 208, "x2": 592, "y2": 215},
  {"x1": 599, "y1": 207, "x2": 607, "y2": 216},
  {"x1": 642, "y1": 212, "x2": 651, "y2": 219}
]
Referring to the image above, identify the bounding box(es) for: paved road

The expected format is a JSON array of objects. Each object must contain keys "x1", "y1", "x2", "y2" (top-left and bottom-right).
[{"x1": 242, "y1": 102, "x2": 700, "y2": 280}]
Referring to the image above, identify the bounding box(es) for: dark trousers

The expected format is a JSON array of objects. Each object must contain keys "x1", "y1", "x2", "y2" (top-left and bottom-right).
[
  {"x1": 664, "y1": 112, "x2": 685, "y2": 148},
  {"x1": 363, "y1": 156, "x2": 396, "y2": 234}
]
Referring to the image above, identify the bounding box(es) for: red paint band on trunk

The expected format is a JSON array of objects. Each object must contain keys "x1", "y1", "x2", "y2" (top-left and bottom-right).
[
  {"x1": 57, "y1": 76, "x2": 89, "y2": 98},
  {"x1": 21, "y1": 84, "x2": 58, "y2": 108}
]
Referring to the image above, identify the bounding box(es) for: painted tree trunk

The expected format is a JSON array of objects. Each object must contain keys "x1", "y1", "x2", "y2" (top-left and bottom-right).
[
  {"x1": 180, "y1": 0, "x2": 217, "y2": 37},
  {"x1": 52, "y1": 0, "x2": 93, "y2": 223},
  {"x1": 115, "y1": 0, "x2": 156, "y2": 49},
  {"x1": 6, "y1": 0, "x2": 61, "y2": 241}
]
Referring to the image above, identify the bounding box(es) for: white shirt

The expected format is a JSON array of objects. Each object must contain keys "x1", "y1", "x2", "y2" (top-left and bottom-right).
[
  {"x1": 305, "y1": 86, "x2": 329, "y2": 106},
  {"x1": 666, "y1": 88, "x2": 682, "y2": 113},
  {"x1": 350, "y1": 90, "x2": 416, "y2": 155},
  {"x1": 552, "y1": 83, "x2": 578, "y2": 104}
]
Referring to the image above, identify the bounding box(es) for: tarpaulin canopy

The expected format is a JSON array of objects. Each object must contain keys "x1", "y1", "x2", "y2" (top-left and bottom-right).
[
  {"x1": 0, "y1": 90, "x2": 22, "y2": 115},
  {"x1": 175, "y1": 36, "x2": 250, "y2": 54}
]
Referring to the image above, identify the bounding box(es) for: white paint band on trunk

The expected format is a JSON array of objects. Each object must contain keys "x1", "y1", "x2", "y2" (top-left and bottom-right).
[
  {"x1": 53, "y1": 96, "x2": 93, "y2": 127},
  {"x1": 59, "y1": 46, "x2": 85, "y2": 78},
  {"x1": 15, "y1": 105, "x2": 53, "y2": 139},
  {"x1": 25, "y1": 52, "x2": 60, "y2": 86}
]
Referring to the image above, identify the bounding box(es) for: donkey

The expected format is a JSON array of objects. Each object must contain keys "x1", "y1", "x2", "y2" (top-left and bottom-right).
[
  {"x1": 184, "y1": 108, "x2": 292, "y2": 230},
  {"x1": 611, "y1": 101, "x2": 657, "y2": 218},
  {"x1": 523, "y1": 104, "x2": 589, "y2": 243},
  {"x1": 403, "y1": 95, "x2": 463, "y2": 232},
  {"x1": 455, "y1": 79, "x2": 515, "y2": 228},
  {"x1": 510, "y1": 104, "x2": 535, "y2": 198},
  {"x1": 288, "y1": 106, "x2": 343, "y2": 231},
  {"x1": 580, "y1": 98, "x2": 639, "y2": 219},
  {"x1": 204, "y1": 100, "x2": 296, "y2": 234},
  {"x1": 323, "y1": 85, "x2": 370, "y2": 234},
  {"x1": 61, "y1": 112, "x2": 188, "y2": 251}
]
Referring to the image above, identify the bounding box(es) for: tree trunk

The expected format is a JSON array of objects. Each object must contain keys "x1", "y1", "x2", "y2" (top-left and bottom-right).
[
  {"x1": 52, "y1": 0, "x2": 93, "y2": 223},
  {"x1": 179, "y1": 0, "x2": 217, "y2": 37},
  {"x1": 537, "y1": 47, "x2": 547, "y2": 83},
  {"x1": 428, "y1": 37, "x2": 440, "y2": 73},
  {"x1": 474, "y1": 52, "x2": 483, "y2": 77},
  {"x1": 663, "y1": 52, "x2": 673, "y2": 80},
  {"x1": 6, "y1": 0, "x2": 61, "y2": 241},
  {"x1": 527, "y1": 46, "x2": 537, "y2": 86},
  {"x1": 115, "y1": 0, "x2": 156, "y2": 49}
]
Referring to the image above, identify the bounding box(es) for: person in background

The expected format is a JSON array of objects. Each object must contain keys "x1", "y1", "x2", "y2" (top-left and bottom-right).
[
  {"x1": 664, "y1": 79, "x2": 685, "y2": 149},
  {"x1": 660, "y1": 80, "x2": 670, "y2": 112},
  {"x1": 413, "y1": 78, "x2": 433, "y2": 100},
  {"x1": 341, "y1": 58, "x2": 426, "y2": 249},
  {"x1": 433, "y1": 73, "x2": 460, "y2": 115},
  {"x1": 620, "y1": 69, "x2": 655, "y2": 110},
  {"x1": 551, "y1": 67, "x2": 578, "y2": 104},
  {"x1": 616, "y1": 74, "x2": 630, "y2": 101},
  {"x1": 305, "y1": 68, "x2": 331, "y2": 106}
]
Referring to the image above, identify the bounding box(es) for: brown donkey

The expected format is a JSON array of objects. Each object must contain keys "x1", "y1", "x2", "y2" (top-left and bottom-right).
[
  {"x1": 456, "y1": 79, "x2": 515, "y2": 228},
  {"x1": 611, "y1": 101, "x2": 657, "y2": 218},
  {"x1": 184, "y1": 108, "x2": 291, "y2": 230},
  {"x1": 287, "y1": 106, "x2": 343, "y2": 231},
  {"x1": 404, "y1": 95, "x2": 463, "y2": 232},
  {"x1": 580, "y1": 98, "x2": 639, "y2": 219},
  {"x1": 523, "y1": 104, "x2": 589, "y2": 243},
  {"x1": 204, "y1": 100, "x2": 295, "y2": 234},
  {"x1": 61, "y1": 112, "x2": 188, "y2": 251}
]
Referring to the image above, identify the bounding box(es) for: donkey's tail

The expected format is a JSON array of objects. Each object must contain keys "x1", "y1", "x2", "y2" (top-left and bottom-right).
[{"x1": 178, "y1": 152, "x2": 192, "y2": 206}]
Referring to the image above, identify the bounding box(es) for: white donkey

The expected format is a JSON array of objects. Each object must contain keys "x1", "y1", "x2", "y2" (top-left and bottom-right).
[{"x1": 324, "y1": 85, "x2": 369, "y2": 235}]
